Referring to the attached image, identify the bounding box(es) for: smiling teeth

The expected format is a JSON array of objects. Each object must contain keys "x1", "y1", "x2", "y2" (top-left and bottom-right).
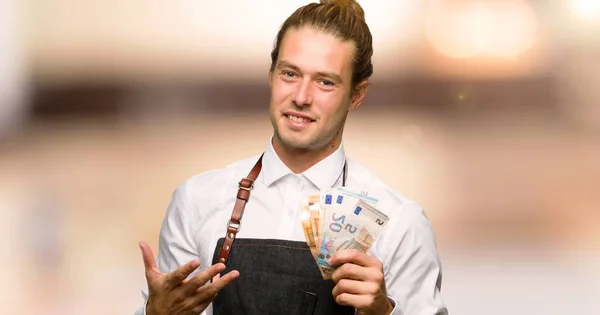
[{"x1": 288, "y1": 115, "x2": 311, "y2": 123}]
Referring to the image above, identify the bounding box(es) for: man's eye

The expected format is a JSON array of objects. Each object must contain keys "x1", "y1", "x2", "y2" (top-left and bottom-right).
[
  {"x1": 284, "y1": 72, "x2": 295, "y2": 77},
  {"x1": 321, "y1": 80, "x2": 334, "y2": 86}
]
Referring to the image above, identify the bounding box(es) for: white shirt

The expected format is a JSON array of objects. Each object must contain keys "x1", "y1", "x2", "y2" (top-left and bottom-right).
[{"x1": 136, "y1": 138, "x2": 447, "y2": 315}]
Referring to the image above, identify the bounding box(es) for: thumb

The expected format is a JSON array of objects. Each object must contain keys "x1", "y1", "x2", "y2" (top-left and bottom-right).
[{"x1": 139, "y1": 241, "x2": 160, "y2": 279}]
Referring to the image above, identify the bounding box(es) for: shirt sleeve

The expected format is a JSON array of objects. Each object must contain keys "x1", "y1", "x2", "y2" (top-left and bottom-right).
[
  {"x1": 378, "y1": 201, "x2": 448, "y2": 315},
  {"x1": 133, "y1": 299, "x2": 148, "y2": 315},
  {"x1": 135, "y1": 183, "x2": 202, "y2": 315}
]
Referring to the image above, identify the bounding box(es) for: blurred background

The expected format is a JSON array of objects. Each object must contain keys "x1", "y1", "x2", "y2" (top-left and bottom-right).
[{"x1": 1, "y1": 0, "x2": 599, "y2": 314}]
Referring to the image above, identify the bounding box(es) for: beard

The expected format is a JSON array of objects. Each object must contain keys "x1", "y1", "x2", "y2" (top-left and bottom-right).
[{"x1": 270, "y1": 110, "x2": 348, "y2": 152}]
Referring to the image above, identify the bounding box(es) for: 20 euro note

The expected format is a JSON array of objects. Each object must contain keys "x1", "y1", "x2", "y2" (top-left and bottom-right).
[
  {"x1": 318, "y1": 186, "x2": 379, "y2": 248},
  {"x1": 316, "y1": 187, "x2": 337, "y2": 247},
  {"x1": 315, "y1": 230, "x2": 338, "y2": 278},
  {"x1": 330, "y1": 199, "x2": 389, "y2": 255},
  {"x1": 334, "y1": 187, "x2": 379, "y2": 208},
  {"x1": 316, "y1": 188, "x2": 380, "y2": 279},
  {"x1": 315, "y1": 192, "x2": 353, "y2": 278}
]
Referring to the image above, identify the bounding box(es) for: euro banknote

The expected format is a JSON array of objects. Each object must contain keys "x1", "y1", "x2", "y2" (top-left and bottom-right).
[{"x1": 300, "y1": 187, "x2": 388, "y2": 279}]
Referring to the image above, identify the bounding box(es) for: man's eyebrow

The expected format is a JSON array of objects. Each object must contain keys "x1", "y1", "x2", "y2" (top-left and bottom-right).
[
  {"x1": 277, "y1": 60, "x2": 301, "y2": 72},
  {"x1": 277, "y1": 60, "x2": 344, "y2": 83},
  {"x1": 317, "y1": 71, "x2": 343, "y2": 84}
]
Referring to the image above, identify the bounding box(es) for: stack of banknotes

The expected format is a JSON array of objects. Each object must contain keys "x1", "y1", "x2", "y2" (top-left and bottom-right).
[{"x1": 301, "y1": 187, "x2": 389, "y2": 279}]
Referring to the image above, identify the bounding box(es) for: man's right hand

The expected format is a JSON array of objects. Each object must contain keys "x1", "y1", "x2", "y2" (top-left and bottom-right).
[{"x1": 139, "y1": 242, "x2": 240, "y2": 315}]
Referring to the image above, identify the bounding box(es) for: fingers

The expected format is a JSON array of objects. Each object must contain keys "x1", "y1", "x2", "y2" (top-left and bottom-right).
[
  {"x1": 331, "y1": 262, "x2": 377, "y2": 283},
  {"x1": 196, "y1": 269, "x2": 240, "y2": 301},
  {"x1": 328, "y1": 249, "x2": 381, "y2": 269},
  {"x1": 189, "y1": 269, "x2": 240, "y2": 312},
  {"x1": 164, "y1": 259, "x2": 201, "y2": 289},
  {"x1": 334, "y1": 293, "x2": 373, "y2": 309},
  {"x1": 212, "y1": 271, "x2": 221, "y2": 283},
  {"x1": 139, "y1": 242, "x2": 160, "y2": 279},
  {"x1": 209, "y1": 269, "x2": 240, "y2": 292},
  {"x1": 332, "y1": 278, "x2": 379, "y2": 297},
  {"x1": 335, "y1": 291, "x2": 393, "y2": 314},
  {"x1": 329, "y1": 252, "x2": 391, "y2": 313},
  {"x1": 181, "y1": 263, "x2": 226, "y2": 293}
]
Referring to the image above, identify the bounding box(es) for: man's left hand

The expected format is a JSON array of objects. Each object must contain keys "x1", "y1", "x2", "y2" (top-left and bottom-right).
[{"x1": 329, "y1": 249, "x2": 394, "y2": 315}]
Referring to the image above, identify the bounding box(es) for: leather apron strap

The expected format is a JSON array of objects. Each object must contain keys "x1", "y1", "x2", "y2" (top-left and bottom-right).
[
  {"x1": 216, "y1": 153, "x2": 348, "y2": 264},
  {"x1": 216, "y1": 154, "x2": 263, "y2": 264}
]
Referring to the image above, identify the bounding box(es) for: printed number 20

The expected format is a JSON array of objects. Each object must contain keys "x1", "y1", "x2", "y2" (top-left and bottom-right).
[{"x1": 344, "y1": 224, "x2": 357, "y2": 234}]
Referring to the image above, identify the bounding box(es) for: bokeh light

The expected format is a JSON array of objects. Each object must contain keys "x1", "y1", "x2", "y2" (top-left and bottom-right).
[
  {"x1": 425, "y1": 0, "x2": 537, "y2": 59},
  {"x1": 486, "y1": 0, "x2": 537, "y2": 58},
  {"x1": 569, "y1": 0, "x2": 600, "y2": 20},
  {"x1": 425, "y1": 1, "x2": 494, "y2": 59}
]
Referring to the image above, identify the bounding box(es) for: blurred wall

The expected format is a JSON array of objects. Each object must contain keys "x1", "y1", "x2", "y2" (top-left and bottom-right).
[{"x1": 0, "y1": 0, "x2": 29, "y2": 140}]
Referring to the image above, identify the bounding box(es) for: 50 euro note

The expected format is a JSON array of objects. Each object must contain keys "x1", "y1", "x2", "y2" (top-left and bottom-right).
[
  {"x1": 307, "y1": 194, "x2": 322, "y2": 252},
  {"x1": 302, "y1": 194, "x2": 329, "y2": 277},
  {"x1": 330, "y1": 199, "x2": 389, "y2": 255},
  {"x1": 300, "y1": 203, "x2": 319, "y2": 260}
]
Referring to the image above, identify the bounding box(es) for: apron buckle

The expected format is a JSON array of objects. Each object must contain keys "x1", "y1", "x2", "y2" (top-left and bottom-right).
[
  {"x1": 238, "y1": 177, "x2": 255, "y2": 191},
  {"x1": 227, "y1": 219, "x2": 241, "y2": 231}
]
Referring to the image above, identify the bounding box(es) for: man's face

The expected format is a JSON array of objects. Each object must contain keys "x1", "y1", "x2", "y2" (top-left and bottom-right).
[{"x1": 269, "y1": 27, "x2": 364, "y2": 151}]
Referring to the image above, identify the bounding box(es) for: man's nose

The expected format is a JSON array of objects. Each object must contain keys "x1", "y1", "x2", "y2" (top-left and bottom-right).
[{"x1": 292, "y1": 79, "x2": 313, "y2": 106}]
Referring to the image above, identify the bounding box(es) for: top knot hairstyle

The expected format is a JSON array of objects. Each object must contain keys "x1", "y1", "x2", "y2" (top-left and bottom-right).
[{"x1": 270, "y1": 0, "x2": 374, "y2": 91}]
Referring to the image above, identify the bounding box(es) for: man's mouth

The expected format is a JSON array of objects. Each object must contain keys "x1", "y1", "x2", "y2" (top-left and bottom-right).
[{"x1": 285, "y1": 114, "x2": 314, "y2": 123}]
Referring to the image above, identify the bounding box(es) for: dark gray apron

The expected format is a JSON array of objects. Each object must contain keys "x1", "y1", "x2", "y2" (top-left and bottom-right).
[{"x1": 210, "y1": 154, "x2": 353, "y2": 315}]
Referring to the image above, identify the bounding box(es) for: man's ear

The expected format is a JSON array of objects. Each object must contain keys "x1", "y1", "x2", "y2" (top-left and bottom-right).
[{"x1": 350, "y1": 80, "x2": 369, "y2": 111}]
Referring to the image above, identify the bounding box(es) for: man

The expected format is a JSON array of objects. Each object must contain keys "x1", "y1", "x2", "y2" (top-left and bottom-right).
[{"x1": 136, "y1": 1, "x2": 447, "y2": 314}]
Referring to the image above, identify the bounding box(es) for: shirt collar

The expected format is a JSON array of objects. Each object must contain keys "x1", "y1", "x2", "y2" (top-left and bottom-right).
[{"x1": 262, "y1": 136, "x2": 347, "y2": 190}]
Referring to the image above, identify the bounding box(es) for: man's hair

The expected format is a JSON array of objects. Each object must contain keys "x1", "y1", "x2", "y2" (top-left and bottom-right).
[{"x1": 269, "y1": 0, "x2": 374, "y2": 91}]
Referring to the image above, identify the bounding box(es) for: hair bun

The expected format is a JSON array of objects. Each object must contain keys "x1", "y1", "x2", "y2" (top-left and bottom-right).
[{"x1": 319, "y1": 0, "x2": 365, "y2": 21}]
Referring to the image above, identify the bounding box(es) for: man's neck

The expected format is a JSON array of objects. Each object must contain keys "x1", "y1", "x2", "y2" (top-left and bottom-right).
[{"x1": 272, "y1": 138, "x2": 340, "y2": 174}]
